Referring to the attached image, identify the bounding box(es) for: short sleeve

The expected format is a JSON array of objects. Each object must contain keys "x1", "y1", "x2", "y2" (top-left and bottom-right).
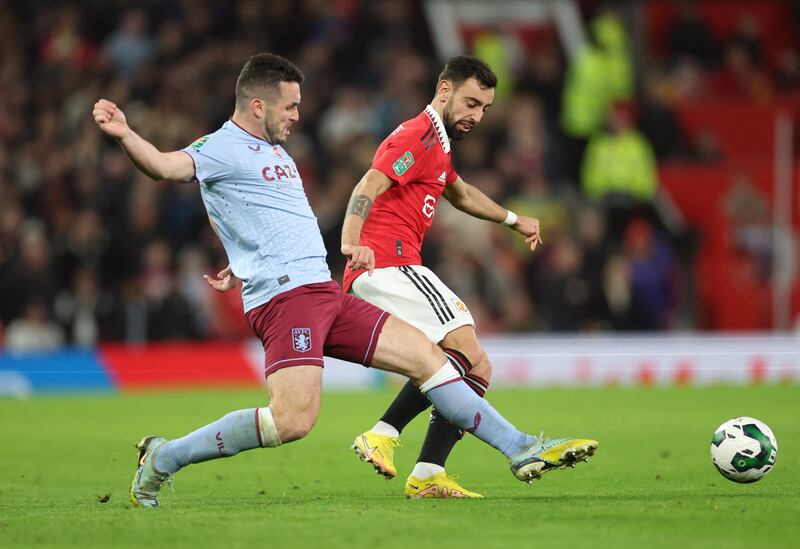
[
  {"x1": 371, "y1": 132, "x2": 427, "y2": 186},
  {"x1": 445, "y1": 161, "x2": 458, "y2": 185},
  {"x1": 182, "y1": 134, "x2": 232, "y2": 184}
]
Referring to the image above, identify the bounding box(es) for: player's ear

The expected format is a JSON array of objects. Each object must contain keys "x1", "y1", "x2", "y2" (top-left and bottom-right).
[
  {"x1": 437, "y1": 79, "x2": 452, "y2": 102},
  {"x1": 249, "y1": 97, "x2": 265, "y2": 119}
]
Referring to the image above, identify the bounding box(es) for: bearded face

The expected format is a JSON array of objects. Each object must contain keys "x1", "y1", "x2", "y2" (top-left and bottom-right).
[
  {"x1": 440, "y1": 77, "x2": 494, "y2": 141},
  {"x1": 443, "y1": 97, "x2": 473, "y2": 141}
]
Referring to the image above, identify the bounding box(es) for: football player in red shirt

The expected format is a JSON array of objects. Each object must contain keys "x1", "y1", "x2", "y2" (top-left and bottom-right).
[{"x1": 341, "y1": 56, "x2": 543, "y2": 498}]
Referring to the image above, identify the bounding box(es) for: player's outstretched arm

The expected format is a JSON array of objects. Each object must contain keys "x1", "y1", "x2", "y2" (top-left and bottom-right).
[
  {"x1": 443, "y1": 177, "x2": 542, "y2": 252},
  {"x1": 92, "y1": 99, "x2": 195, "y2": 182},
  {"x1": 340, "y1": 168, "x2": 393, "y2": 273}
]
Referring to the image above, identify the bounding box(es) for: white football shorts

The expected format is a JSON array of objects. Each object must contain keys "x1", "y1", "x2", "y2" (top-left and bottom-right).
[{"x1": 350, "y1": 265, "x2": 475, "y2": 344}]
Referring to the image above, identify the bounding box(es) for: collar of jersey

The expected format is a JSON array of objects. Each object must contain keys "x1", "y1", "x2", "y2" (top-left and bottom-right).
[
  {"x1": 227, "y1": 117, "x2": 274, "y2": 145},
  {"x1": 423, "y1": 105, "x2": 451, "y2": 154}
]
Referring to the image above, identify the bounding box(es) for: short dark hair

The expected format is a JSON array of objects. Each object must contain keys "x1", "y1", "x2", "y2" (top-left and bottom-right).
[
  {"x1": 235, "y1": 53, "x2": 304, "y2": 105},
  {"x1": 437, "y1": 56, "x2": 497, "y2": 90}
]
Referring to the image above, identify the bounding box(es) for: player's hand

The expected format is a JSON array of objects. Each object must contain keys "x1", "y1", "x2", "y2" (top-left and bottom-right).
[
  {"x1": 513, "y1": 215, "x2": 543, "y2": 252},
  {"x1": 341, "y1": 244, "x2": 375, "y2": 275},
  {"x1": 203, "y1": 265, "x2": 240, "y2": 292},
  {"x1": 92, "y1": 99, "x2": 130, "y2": 139}
]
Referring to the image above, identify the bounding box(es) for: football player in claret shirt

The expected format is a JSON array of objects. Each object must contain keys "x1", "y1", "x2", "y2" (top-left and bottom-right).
[{"x1": 341, "y1": 56, "x2": 552, "y2": 498}]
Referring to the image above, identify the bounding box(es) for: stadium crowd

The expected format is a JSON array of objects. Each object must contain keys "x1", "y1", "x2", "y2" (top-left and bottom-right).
[{"x1": 1, "y1": 0, "x2": 798, "y2": 350}]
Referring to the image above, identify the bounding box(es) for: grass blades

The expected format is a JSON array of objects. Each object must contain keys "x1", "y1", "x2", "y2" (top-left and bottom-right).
[{"x1": 0, "y1": 386, "x2": 797, "y2": 548}]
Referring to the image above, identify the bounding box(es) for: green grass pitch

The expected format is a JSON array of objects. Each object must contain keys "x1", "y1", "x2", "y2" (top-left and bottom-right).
[{"x1": 0, "y1": 385, "x2": 798, "y2": 548}]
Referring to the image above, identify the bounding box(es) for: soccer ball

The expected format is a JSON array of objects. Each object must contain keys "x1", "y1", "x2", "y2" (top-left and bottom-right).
[{"x1": 710, "y1": 417, "x2": 778, "y2": 483}]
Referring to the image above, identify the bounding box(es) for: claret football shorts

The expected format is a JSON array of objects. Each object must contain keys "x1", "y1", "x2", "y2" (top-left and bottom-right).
[{"x1": 246, "y1": 281, "x2": 389, "y2": 377}]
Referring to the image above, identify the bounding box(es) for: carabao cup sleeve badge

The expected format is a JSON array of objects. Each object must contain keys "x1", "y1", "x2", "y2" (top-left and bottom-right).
[{"x1": 392, "y1": 151, "x2": 415, "y2": 175}]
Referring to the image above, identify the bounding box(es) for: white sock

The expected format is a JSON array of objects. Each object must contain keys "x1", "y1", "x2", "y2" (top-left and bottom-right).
[
  {"x1": 411, "y1": 462, "x2": 444, "y2": 479},
  {"x1": 371, "y1": 420, "x2": 400, "y2": 438}
]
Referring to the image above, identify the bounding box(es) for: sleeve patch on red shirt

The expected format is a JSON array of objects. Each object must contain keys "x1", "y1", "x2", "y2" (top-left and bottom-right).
[{"x1": 392, "y1": 151, "x2": 415, "y2": 175}]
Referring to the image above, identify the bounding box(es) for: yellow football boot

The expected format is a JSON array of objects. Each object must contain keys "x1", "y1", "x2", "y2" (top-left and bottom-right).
[
  {"x1": 510, "y1": 436, "x2": 598, "y2": 483},
  {"x1": 352, "y1": 431, "x2": 402, "y2": 479},
  {"x1": 404, "y1": 472, "x2": 483, "y2": 499}
]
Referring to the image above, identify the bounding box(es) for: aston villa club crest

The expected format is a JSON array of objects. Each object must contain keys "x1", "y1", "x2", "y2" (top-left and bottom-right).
[{"x1": 292, "y1": 328, "x2": 312, "y2": 353}]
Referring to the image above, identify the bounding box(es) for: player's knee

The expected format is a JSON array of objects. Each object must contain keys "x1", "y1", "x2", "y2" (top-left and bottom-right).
[
  {"x1": 290, "y1": 419, "x2": 316, "y2": 441},
  {"x1": 471, "y1": 349, "x2": 492, "y2": 381},
  {"x1": 371, "y1": 316, "x2": 443, "y2": 384},
  {"x1": 269, "y1": 400, "x2": 319, "y2": 443},
  {"x1": 278, "y1": 413, "x2": 318, "y2": 443},
  {"x1": 450, "y1": 343, "x2": 491, "y2": 381},
  {"x1": 405, "y1": 342, "x2": 442, "y2": 385},
  {"x1": 397, "y1": 345, "x2": 444, "y2": 388}
]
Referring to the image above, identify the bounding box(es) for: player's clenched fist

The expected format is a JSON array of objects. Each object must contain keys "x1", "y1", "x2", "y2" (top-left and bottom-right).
[
  {"x1": 341, "y1": 244, "x2": 375, "y2": 275},
  {"x1": 93, "y1": 99, "x2": 130, "y2": 139}
]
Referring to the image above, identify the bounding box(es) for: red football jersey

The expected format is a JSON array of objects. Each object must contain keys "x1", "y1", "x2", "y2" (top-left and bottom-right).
[{"x1": 343, "y1": 105, "x2": 459, "y2": 293}]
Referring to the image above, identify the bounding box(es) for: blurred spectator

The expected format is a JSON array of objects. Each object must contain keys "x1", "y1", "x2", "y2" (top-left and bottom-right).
[
  {"x1": 107, "y1": 178, "x2": 163, "y2": 281},
  {"x1": 708, "y1": 42, "x2": 772, "y2": 99},
  {"x1": 668, "y1": 57, "x2": 707, "y2": 102},
  {"x1": 666, "y1": 0, "x2": 719, "y2": 68},
  {"x1": 318, "y1": 87, "x2": 375, "y2": 154},
  {"x1": 774, "y1": 49, "x2": 800, "y2": 92},
  {"x1": 560, "y1": 10, "x2": 633, "y2": 181},
  {"x1": 5, "y1": 298, "x2": 65, "y2": 352},
  {"x1": 103, "y1": 8, "x2": 156, "y2": 81},
  {"x1": 314, "y1": 165, "x2": 364, "y2": 275},
  {"x1": 506, "y1": 174, "x2": 572, "y2": 249},
  {"x1": 637, "y1": 72, "x2": 682, "y2": 160},
  {"x1": 729, "y1": 13, "x2": 762, "y2": 65},
  {"x1": 53, "y1": 267, "x2": 112, "y2": 346},
  {"x1": 601, "y1": 253, "x2": 633, "y2": 330},
  {"x1": 621, "y1": 218, "x2": 679, "y2": 330},
  {"x1": 594, "y1": 10, "x2": 634, "y2": 101},
  {"x1": 55, "y1": 208, "x2": 109, "y2": 282},
  {"x1": 176, "y1": 245, "x2": 215, "y2": 338},
  {"x1": 3, "y1": 222, "x2": 60, "y2": 324},
  {"x1": 472, "y1": 26, "x2": 521, "y2": 103},
  {"x1": 515, "y1": 42, "x2": 564, "y2": 180},
  {"x1": 562, "y1": 10, "x2": 633, "y2": 139},
  {"x1": 532, "y1": 236, "x2": 591, "y2": 331},
  {"x1": 516, "y1": 41, "x2": 563, "y2": 117},
  {"x1": 38, "y1": 4, "x2": 95, "y2": 69},
  {"x1": 140, "y1": 239, "x2": 199, "y2": 341},
  {"x1": 0, "y1": 199, "x2": 24, "y2": 287},
  {"x1": 575, "y1": 203, "x2": 614, "y2": 327},
  {"x1": 686, "y1": 129, "x2": 724, "y2": 164},
  {"x1": 494, "y1": 94, "x2": 551, "y2": 186},
  {"x1": 723, "y1": 173, "x2": 773, "y2": 283},
  {"x1": 581, "y1": 102, "x2": 658, "y2": 209}
]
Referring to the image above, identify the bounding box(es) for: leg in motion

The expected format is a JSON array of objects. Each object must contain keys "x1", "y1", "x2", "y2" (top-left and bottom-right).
[
  {"x1": 130, "y1": 366, "x2": 322, "y2": 508},
  {"x1": 352, "y1": 335, "x2": 487, "y2": 483},
  {"x1": 369, "y1": 316, "x2": 598, "y2": 485},
  {"x1": 352, "y1": 350, "x2": 477, "y2": 483},
  {"x1": 407, "y1": 327, "x2": 490, "y2": 498}
]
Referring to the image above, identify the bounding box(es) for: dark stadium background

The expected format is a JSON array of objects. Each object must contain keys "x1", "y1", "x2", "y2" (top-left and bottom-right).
[{"x1": 1, "y1": 0, "x2": 799, "y2": 352}]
